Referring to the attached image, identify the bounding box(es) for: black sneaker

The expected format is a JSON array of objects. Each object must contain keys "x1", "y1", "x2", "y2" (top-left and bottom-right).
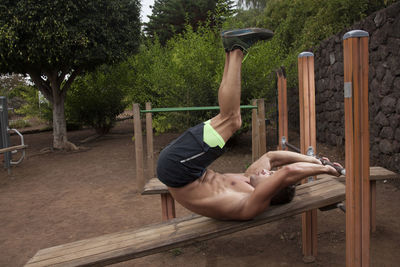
[{"x1": 222, "y1": 28, "x2": 274, "y2": 52}]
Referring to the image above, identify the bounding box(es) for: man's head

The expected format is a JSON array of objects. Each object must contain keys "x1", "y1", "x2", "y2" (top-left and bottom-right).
[
  {"x1": 249, "y1": 169, "x2": 296, "y2": 205},
  {"x1": 270, "y1": 185, "x2": 296, "y2": 205}
]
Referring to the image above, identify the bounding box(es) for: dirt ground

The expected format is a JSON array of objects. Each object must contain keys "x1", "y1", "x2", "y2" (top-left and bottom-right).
[{"x1": 1, "y1": 119, "x2": 399, "y2": 267}]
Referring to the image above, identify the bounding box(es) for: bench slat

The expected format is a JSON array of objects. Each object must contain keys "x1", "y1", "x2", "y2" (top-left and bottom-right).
[
  {"x1": 26, "y1": 177, "x2": 345, "y2": 267},
  {"x1": 141, "y1": 178, "x2": 168, "y2": 195},
  {"x1": 366, "y1": 166, "x2": 399, "y2": 181},
  {"x1": 318, "y1": 166, "x2": 399, "y2": 181},
  {"x1": 143, "y1": 166, "x2": 399, "y2": 195}
]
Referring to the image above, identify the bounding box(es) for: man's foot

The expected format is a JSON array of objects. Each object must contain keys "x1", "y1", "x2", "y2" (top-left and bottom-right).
[{"x1": 222, "y1": 28, "x2": 274, "y2": 53}]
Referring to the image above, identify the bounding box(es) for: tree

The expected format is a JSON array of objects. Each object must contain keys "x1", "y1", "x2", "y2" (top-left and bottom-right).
[
  {"x1": 0, "y1": 74, "x2": 26, "y2": 97},
  {"x1": 144, "y1": 0, "x2": 235, "y2": 44},
  {"x1": 0, "y1": 73, "x2": 29, "y2": 111},
  {"x1": 66, "y1": 63, "x2": 129, "y2": 135},
  {"x1": 237, "y1": 0, "x2": 268, "y2": 9},
  {"x1": 0, "y1": 0, "x2": 141, "y2": 149}
]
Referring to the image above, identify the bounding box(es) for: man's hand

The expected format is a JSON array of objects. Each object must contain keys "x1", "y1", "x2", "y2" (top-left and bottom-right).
[{"x1": 318, "y1": 157, "x2": 345, "y2": 176}]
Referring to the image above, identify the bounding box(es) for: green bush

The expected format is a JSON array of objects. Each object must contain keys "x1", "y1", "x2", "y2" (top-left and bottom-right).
[
  {"x1": 66, "y1": 64, "x2": 129, "y2": 134},
  {"x1": 8, "y1": 84, "x2": 52, "y2": 123},
  {"x1": 127, "y1": 0, "x2": 396, "y2": 134},
  {"x1": 127, "y1": 25, "x2": 227, "y2": 133},
  {"x1": 225, "y1": 0, "x2": 398, "y2": 105},
  {"x1": 9, "y1": 119, "x2": 30, "y2": 129}
]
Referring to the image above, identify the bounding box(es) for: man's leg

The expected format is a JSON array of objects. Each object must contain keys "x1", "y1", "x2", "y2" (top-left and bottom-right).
[
  {"x1": 209, "y1": 49, "x2": 243, "y2": 142},
  {"x1": 209, "y1": 28, "x2": 274, "y2": 143}
]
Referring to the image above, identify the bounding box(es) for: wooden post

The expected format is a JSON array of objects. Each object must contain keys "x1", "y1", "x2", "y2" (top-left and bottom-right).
[
  {"x1": 257, "y1": 99, "x2": 267, "y2": 157},
  {"x1": 298, "y1": 52, "x2": 317, "y2": 262},
  {"x1": 343, "y1": 30, "x2": 370, "y2": 267},
  {"x1": 145, "y1": 102, "x2": 154, "y2": 179},
  {"x1": 145, "y1": 103, "x2": 176, "y2": 221},
  {"x1": 370, "y1": 181, "x2": 376, "y2": 232},
  {"x1": 252, "y1": 99, "x2": 260, "y2": 162},
  {"x1": 133, "y1": 103, "x2": 145, "y2": 192},
  {"x1": 161, "y1": 193, "x2": 176, "y2": 221},
  {"x1": 276, "y1": 67, "x2": 288, "y2": 151}
]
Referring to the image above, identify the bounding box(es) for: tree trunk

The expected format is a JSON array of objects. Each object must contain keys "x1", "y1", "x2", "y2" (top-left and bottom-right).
[
  {"x1": 28, "y1": 69, "x2": 80, "y2": 150},
  {"x1": 52, "y1": 91, "x2": 68, "y2": 150}
]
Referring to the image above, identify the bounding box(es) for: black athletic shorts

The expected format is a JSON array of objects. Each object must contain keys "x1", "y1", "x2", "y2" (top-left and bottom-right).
[{"x1": 156, "y1": 122, "x2": 225, "y2": 188}]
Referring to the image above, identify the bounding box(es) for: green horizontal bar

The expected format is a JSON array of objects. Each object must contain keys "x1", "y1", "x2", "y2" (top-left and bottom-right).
[{"x1": 140, "y1": 105, "x2": 257, "y2": 113}]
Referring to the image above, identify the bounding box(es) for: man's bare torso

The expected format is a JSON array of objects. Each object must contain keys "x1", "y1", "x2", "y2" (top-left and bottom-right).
[
  {"x1": 166, "y1": 151, "x2": 338, "y2": 221},
  {"x1": 168, "y1": 169, "x2": 255, "y2": 220}
]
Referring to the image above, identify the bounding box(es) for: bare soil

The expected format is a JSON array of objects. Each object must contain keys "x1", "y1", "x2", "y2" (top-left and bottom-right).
[{"x1": 1, "y1": 119, "x2": 399, "y2": 267}]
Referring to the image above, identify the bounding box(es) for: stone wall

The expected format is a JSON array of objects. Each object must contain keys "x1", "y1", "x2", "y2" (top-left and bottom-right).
[{"x1": 310, "y1": 2, "x2": 400, "y2": 172}]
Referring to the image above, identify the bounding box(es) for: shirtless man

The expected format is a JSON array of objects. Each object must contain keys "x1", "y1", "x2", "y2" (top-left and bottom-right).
[{"x1": 157, "y1": 28, "x2": 340, "y2": 221}]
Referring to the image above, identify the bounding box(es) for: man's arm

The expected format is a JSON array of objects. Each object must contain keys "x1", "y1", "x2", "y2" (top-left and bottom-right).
[
  {"x1": 238, "y1": 162, "x2": 338, "y2": 220},
  {"x1": 244, "y1": 150, "x2": 321, "y2": 177},
  {"x1": 267, "y1": 150, "x2": 321, "y2": 168}
]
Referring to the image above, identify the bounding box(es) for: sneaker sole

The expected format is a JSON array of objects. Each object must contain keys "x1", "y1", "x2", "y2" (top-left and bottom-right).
[{"x1": 222, "y1": 28, "x2": 274, "y2": 40}]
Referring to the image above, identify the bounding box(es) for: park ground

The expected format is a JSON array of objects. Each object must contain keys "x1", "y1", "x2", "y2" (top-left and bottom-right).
[{"x1": 0, "y1": 119, "x2": 399, "y2": 267}]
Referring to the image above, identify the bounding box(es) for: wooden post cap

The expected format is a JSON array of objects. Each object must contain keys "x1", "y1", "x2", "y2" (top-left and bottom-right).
[
  {"x1": 343, "y1": 30, "x2": 369, "y2": 40},
  {"x1": 298, "y1": 52, "x2": 314, "y2": 58}
]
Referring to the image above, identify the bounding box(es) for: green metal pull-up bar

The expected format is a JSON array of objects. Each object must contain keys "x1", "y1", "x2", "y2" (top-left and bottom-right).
[{"x1": 140, "y1": 105, "x2": 257, "y2": 113}]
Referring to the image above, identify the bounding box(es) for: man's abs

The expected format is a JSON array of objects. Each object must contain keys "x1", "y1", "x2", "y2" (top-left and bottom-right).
[{"x1": 168, "y1": 170, "x2": 254, "y2": 219}]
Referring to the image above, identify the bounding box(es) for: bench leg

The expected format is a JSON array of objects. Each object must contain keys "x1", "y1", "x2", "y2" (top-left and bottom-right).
[
  {"x1": 370, "y1": 180, "x2": 376, "y2": 232},
  {"x1": 161, "y1": 193, "x2": 176, "y2": 221}
]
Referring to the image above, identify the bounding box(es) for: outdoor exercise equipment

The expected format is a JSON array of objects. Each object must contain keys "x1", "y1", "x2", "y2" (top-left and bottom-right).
[
  {"x1": 276, "y1": 66, "x2": 287, "y2": 152},
  {"x1": 25, "y1": 177, "x2": 345, "y2": 267},
  {"x1": 280, "y1": 136, "x2": 346, "y2": 214},
  {"x1": 0, "y1": 96, "x2": 27, "y2": 174},
  {"x1": 133, "y1": 100, "x2": 266, "y2": 221},
  {"x1": 276, "y1": 30, "x2": 372, "y2": 266},
  {"x1": 281, "y1": 137, "x2": 346, "y2": 175},
  {"x1": 297, "y1": 51, "x2": 318, "y2": 262},
  {"x1": 343, "y1": 29, "x2": 370, "y2": 267}
]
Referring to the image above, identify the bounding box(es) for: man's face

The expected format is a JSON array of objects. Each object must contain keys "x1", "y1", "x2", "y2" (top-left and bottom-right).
[
  {"x1": 249, "y1": 169, "x2": 275, "y2": 187},
  {"x1": 260, "y1": 169, "x2": 274, "y2": 177}
]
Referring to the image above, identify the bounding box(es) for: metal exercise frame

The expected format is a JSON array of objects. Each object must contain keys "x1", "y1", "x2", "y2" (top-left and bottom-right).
[{"x1": 0, "y1": 96, "x2": 26, "y2": 174}]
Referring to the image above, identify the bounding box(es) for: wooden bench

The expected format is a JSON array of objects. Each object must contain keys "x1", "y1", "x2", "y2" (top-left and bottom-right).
[
  {"x1": 143, "y1": 166, "x2": 400, "y2": 231},
  {"x1": 26, "y1": 177, "x2": 345, "y2": 267}
]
